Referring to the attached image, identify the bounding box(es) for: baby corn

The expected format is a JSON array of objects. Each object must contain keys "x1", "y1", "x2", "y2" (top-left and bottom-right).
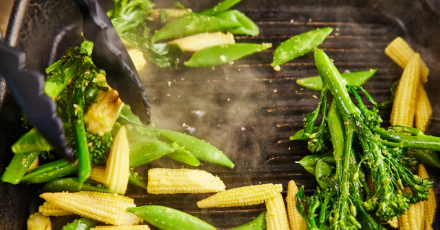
[
  {"x1": 266, "y1": 193, "x2": 290, "y2": 230},
  {"x1": 91, "y1": 226, "x2": 150, "y2": 230},
  {"x1": 147, "y1": 168, "x2": 225, "y2": 194},
  {"x1": 105, "y1": 126, "x2": 130, "y2": 194},
  {"x1": 84, "y1": 88, "x2": 123, "y2": 136},
  {"x1": 27, "y1": 213, "x2": 51, "y2": 230},
  {"x1": 398, "y1": 187, "x2": 425, "y2": 230},
  {"x1": 197, "y1": 183, "x2": 282, "y2": 208},
  {"x1": 286, "y1": 181, "x2": 306, "y2": 230},
  {"x1": 151, "y1": 8, "x2": 189, "y2": 21},
  {"x1": 388, "y1": 217, "x2": 399, "y2": 229},
  {"x1": 385, "y1": 37, "x2": 429, "y2": 83},
  {"x1": 40, "y1": 192, "x2": 141, "y2": 226},
  {"x1": 390, "y1": 53, "x2": 421, "y2": 127},
  {"x1": 127, "y1": 48, "x2": 146, "y2": 71},
  {"x1": 168, "y1": 32, "x2": 235, "y2": 52},
  {"x1": 90, "y1": 166, "x2": 107, "y2": 184},
  {"x1": 415, "y1": 84, "x2": 432, "y2": 133},
  {"x1": 39, "y1": 202, "x2": 73, "y2": 216},
  {"x1": 418, "y1": 163, "x2": 437, "y2": 230}
]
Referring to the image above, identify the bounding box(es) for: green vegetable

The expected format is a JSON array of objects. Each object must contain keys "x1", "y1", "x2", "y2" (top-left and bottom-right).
[
  {"x1": 413, "y1": 149, "x2": 440, "y2": 168},
  {"x1": 296, "y1": 69, "x2": 377, "y2": 91},
  {"x1": 198, "y1": 0, "x2": 242, "y2": 16},
  {"x1": 21, "y1": 159, "x2": 78, "y2": 184},
  {"x1": 44, "y1": 58, "x2": 79, "y2": 98},
  {"x1": 297, "y1": 152, "x2": 335, "y2": 175},
  {"x1": 165, "y1": 142, "x2": 201, "y2": 167},
  {"x1": 61, "y1": 218, "x2": 97, "y2": 230},
  {"x1": 326, "y1": 102, "x2": 344, "y2": 181},
  {"x1": 11, "y1": 128, "x2": 52, "y2": 154},
  {"x1": 156, "y1": 129, "x2": 234, "y2": 168},
  {"x1": 271, "y1": 28, "x2": 333, "y2": 70},
  {"x1": 151, "y1": 14, "x2": 241, "y2": 42},
  {"x1": 20, "y1": 111, "x2": 32, "y2": 131},
  {"x1": 1, "y1": 152, "x2": 40, "y2": 184},
  {"x1": 129, "y1": 169, "x2": 148, "y2": 190},
  {"x1": 41, "y1": 178, "x2": 110, "y2": 193},
  {"x1": 118, "y1": 104, "x2": 143, "y2": 126},
  {"x1": 129, "y1": 205, "x2": 216, "y2": 230},
  {"x1": 232, "y1": 211, "x2": 266, "y2": 230},
  {"x1": 185, "y1": 43, "x2": 272, "y2": 67},
  {"x1": 296, "y1": 185, "x2": 336, "y2": 229},
  {"x1": 315, "y1": 160, "x2": 334, "y2": 189},
  {"x1": 216, "y1": 10, "x2": 259, "y2": 36},
  {"x1": 129, "y1": 139, "x2": 174, "y2": 167},
  {"x1": 376, "y1": 81, "x2": 399, "y2": 109},
  {"x1": 290, "y1": 127, "x2": 318, "y2": 141}
]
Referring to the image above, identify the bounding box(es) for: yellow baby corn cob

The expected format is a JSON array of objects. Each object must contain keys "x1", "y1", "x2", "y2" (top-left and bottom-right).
[
  {"x1": 89, "y1": 166, "x2": 107, "y2": 184},
  {"x1": 84, "y1": 88, "x2": 123, "y2": 136},
  {"x1": 415, "y1": 84, "x2": 432, "y2": 133},
  {"x1": 385, "y1": 37, "x2": 429, "y2": 83},
  {"x1": 26, "y1": 157, "x2": 39, "y2": 174},
  {"x1": 39, "y1": 202, "x2": 73, "y2": 216},
  {"x1": 127, "y1": 48, "x2": 146, "y2": 71},
  {"x1": 388, "y1": 217, "x2": 399, "y2": 229},
  {"x1": 266, "y1": 193, "x2": 290, "y2": 230},
  {"x1": 197, "y1": 183, "x2": 283, "y2": 208},
  {"x1": 390, "y1": 53, "x2": 421, "y2": 127},
  {"x1": 27, "y1": 213, "x2": 51, "y2": 230},
  {"x1": 76, "y1": 191, "x2": 134, "y2": 205},
  {"x1": 168, "y1": 32, "x2": 235, "y2": 52},
  {"x1": 151, "y1": 8, "x2": 189, "y2": 21},
  {"x1": 91, "y1": 226, "x2": 150, "y2": 230},
  {"x1": 286, "y1": 181, "x2": 306, "y2": 230},
  {"x1": 40, "y1": 192, "x2": 141, "y2": 226},
  {"x1": 105, "y1": 126, "x2": 130, "y2": 194},
  {"x1": 147, "y1": 168, "x2": 225, "y2": 194},
  {"x1": 418, "y1": 163, "x2": 436, "y2": 230},
  {"x1": 398, "y1": 187, "x2": 425, "y2": 230}
]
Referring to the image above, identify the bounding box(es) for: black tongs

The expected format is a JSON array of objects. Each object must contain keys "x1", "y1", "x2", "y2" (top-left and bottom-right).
[{"x1": 0, "y1": 0, "x2": 151, "y2": 160}]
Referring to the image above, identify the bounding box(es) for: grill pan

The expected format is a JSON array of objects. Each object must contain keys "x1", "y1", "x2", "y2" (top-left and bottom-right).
[{"x1": 2, "y1": 0, "x2": 440, "y2": 229}]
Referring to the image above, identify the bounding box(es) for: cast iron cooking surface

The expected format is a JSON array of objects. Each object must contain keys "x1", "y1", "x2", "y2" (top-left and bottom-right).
[{"x1": 2, "y1": 0, "x2": 440, "y2": 229}]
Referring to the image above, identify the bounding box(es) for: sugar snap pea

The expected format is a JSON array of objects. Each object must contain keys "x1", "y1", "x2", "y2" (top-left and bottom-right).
[
  {"x1": 297, "y1": 152, "x2": 335, "y2": 175},
  {"x1": 41, "y1": 177, "x2": 110, "y2": 193},
  {"x1": 21, "y1": 159, "x2": 78, "y2": 184},
  {"x1": 271, "y1": 27, "x2": 333, "y2": 70},
  {"x1": 61, "y1": 218, "x2": 97, "y2": 230},
  {"x1": 129, "y1": 139, "x2": 174, "y2": 167},
  {"x1": 232, "y1": 211, "x2": 266, "y2": 230},
  {"x1": 290, "y1": 127, "x2": 319, "y2": 141},
  {"x1": 12, "y1": 128, "x2": 52, "y2": 154},
  {"x1": 198, "y1": 0, "x2": 242, "y2": 16},
  {"x1": 315, "y1": 160, "x2": 334, "y2": 189},
  {"x1": 326, "y1": 101, "x2": 344, "y2": 181},
  {"x1": 156, "y1": 129, "x2": 234, "y2": 168},
  {"x1": 297, "y1": 69, "x2": 377, "y2": 91},
  {"x1": 129, "y1": 169, "x2": 148, "y2": 190},
  {"x1": 151, "y1": 14, "x2": 241, "y2": 42},
  {"x1": 216, "y1": 10, "x2": 259, "y2": 36},
  {"x1": 165, "y1": 142, "x2": 201, "y2": 166},
  {"x1": 413, "y1": 149, "x2": 440, "y2": 168},
  {"x1": 1, "y1": 152, "x2": 40, "y2": 184},
  {"x1": 129, "y1": 205, "x2": 216, "y2": 230},
  {"x1": 185, "y1": 43, "x2": 272, "y2": 67}
]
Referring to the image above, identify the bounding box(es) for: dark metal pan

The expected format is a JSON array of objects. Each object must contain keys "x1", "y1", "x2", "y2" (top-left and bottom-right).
[{"x1": 2, "y1": 0, "x2": 440, "y2": 229}]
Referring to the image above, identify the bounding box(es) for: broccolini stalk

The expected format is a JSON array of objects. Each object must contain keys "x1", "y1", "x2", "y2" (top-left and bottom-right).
[
  {"x1": 314, "y1": 49, "x2": 432, "y2": 221},
  {"x1": 303, "y1": 88, "x2": 330, "y2": 153}
]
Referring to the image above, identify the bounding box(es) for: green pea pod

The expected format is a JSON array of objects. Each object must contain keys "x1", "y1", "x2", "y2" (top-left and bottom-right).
[
  {"x1": 296, "y1": 69, "x2": 377, "y2": 91},
  {"x1": 232, "y1": 211, "x2": 266, "y2": 230},
  {"x1": 21, "y1": 159, "x2": 78, "y2": 184},
  {"x1": 129, "y1": 205, "x2": 216, "y2": 230},
  {"x1": 156, "y1": 129, "x2": 234, "y2": 168},
  {"x1": 290, "y1": 127, "x2": 319, "y2": 141},
  {"x1": 1, "y1": 152, "x2": 40, "y2": 184},
  {"x1": 326, "y1": 101, "x2": 345, "y2": 181},
  {"x1": 297, "y1": 152, "x2": 335, "y2": 175},
  {"x1": 118, "y1": 104, "x2": 143, "y2": 126},
  {"x1": 129, "y1": 169, "x2": 148, "y2": 190},
  {"x1": 61, "y1": 218, "x2": 97, "y2": 230},
  {"x1": 165, "y1": 142, "x2": 201, "y2": 166},
  {"x1": 185, "y1": 43, "x2": 272, "y2": 67},
  {"x1": 151, "y1": 14, "x2": 241, "y2": 42},
  {"x1": 41, "y1": 178, "x2": 110, "y2": 193},
  {"x1": 413, "y1": 149, "x2": 440, "y2": 168},
  {"x1": 216, "y1": 10, "x2": 259, "y2": 36},
  {"x1": 315, "y1": 160, "x2": 334, "y2": 189},
  {"x1": 198, "y1": 0, "x2": 242, "y2": 16},
  {"x1": 129, "y1": 139, "x2": 174, "y2": 167},
  {"x1": 12, "y1": 128, "x2": 52, "y2": 154},
  {"x1": 271, "y1": 27, "x2": 333, "y2": 69}
]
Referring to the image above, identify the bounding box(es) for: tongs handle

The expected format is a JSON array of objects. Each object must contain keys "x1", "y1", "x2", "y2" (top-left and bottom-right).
[
  {"x1": 72, "y1": 0, "x2": 151, "y2": 124},
  {"x1": 0, "y1": 41, "x2": 74, "y2": 160}
]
